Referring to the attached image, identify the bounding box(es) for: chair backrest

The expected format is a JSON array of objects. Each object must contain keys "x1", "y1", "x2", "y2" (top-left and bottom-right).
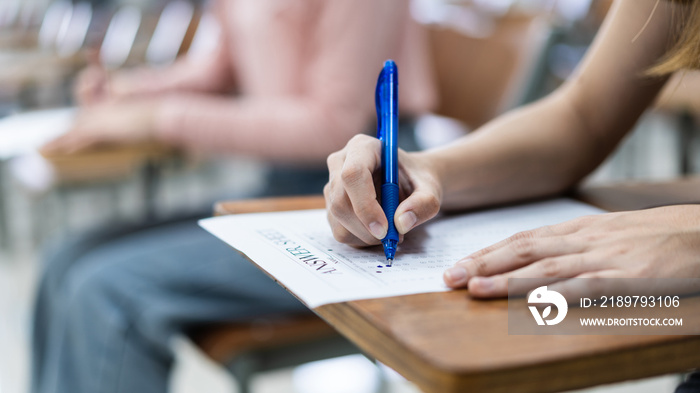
[
  {"x1": 0, "y1": 0, "x2": 48, "y2": 48},
  {"x1": 428, "y1": 13, "x2": 551, "y2": 129},
  {"x1": 145, "y1": 0, "x2": 195, "y2": 67},
  {"x1": 0, "y1": 0, "x2": 31, "y2": 29},
  {"x1": 15, "y1": 0, "x2": 50, "y2": 31},
  {"x1": 185, "y1": 11, "x2": 219, "y2": 61},
  {"x1": 0, "y1": 1, "x2": 19, "y2": 28},
  {"x1": 99, "y1": 5, "x2": 142, "y2": 69},
  {"x1": 56, "y1": 2, "x2": 92, "y2": 58},
  {"x1": 36, "y1": 1, "x2": 93, "y2": 57},
  {"x1": 37, "y1": 0, "x2": 72, "y2": 51}
]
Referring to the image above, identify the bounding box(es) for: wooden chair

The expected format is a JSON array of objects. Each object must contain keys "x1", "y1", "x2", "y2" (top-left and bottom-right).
[
  {"x1": 428, "y1": 13, "x2": 552, "y2": 129},
  {"x1": 144, "y1": 0, "x2": 198, "y2": 67},
  {"x1": 0, "y1": 1, "x2": 93, "y2": 107},
  {"x1": 0, "y1": 0, "x2": 45, "y2": 49},
  {"x1": 98, "y1": 5, "x2": 143, "y2": 69}
]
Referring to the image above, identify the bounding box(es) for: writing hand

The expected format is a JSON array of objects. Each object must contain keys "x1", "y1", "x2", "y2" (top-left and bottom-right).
[
  {"x1": 324, "y1": 134, "x2": 443, "y2": 247},
  {"x1": 443, "y1": 205, "x2": 700, "y2": 297}
]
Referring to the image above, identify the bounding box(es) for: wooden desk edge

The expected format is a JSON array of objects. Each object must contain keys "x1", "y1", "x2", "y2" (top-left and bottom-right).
[
  {"x1": 39, "y1": 143, "x2": 177, "y2": 184},
  {"x1": 316, "y1": 302, "x2": 700, "y2": 393},
  {"x1": 214, "y1": 195, "x2": 325, "y2": 216},
  {"x1": 212, "y1": 177, "x2": 700, "y2": 393},
  {"x1": 214, "y1": 177, "x2": 700, "y2": 217}
]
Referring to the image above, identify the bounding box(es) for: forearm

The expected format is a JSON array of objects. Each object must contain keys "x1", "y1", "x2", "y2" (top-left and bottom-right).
[
  {"x1": 423, "y1": 92, "x2": 605, "y2": 210},
  {"x1": 110, "y1": 57, "x2": 233, "y2": 99},
  {"x1": 427, "y1": 0, "x2": 683, "y2": 211},
  {"x1": 154, "y1": 94, "x2": 368, "y2": 164}
]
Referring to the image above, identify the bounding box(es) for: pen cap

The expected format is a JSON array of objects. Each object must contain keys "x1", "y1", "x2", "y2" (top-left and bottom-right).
[{"x1": 376, "y1": 60, "x2": 399, "y2": 185}]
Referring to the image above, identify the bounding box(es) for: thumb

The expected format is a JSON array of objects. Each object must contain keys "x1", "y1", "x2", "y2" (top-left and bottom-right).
[{"x1": 394, "y1": 189, "x2": 440, "y2": 234}]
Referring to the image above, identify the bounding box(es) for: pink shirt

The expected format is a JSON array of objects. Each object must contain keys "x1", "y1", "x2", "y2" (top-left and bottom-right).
[{"x1": 118, "y1": 0, "x2": 437, "y2": 164}]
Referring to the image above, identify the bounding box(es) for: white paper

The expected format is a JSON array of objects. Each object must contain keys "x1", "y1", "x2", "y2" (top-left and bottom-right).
[
  {"x1": 0, "y1": 107, "x2": 75, "y2": 160},
  {"x1": 199, "y1": 199, "x2": 605, "y2": 308}
]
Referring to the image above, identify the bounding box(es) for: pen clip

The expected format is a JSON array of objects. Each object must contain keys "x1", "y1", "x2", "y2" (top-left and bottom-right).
[{"x1": 375, "y1": 67, "x2": 387, "y2": 142}]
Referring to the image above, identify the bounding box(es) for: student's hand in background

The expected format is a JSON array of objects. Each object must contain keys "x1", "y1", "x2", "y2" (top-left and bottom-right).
[
  {"x1": 324, "y1": 134, "x2": 443, "y2": 247},
  {"x1": 74, "y1": 62, "x2": 139, "y2": 106},
  {"x1": 42, "y1": 101, "x2": 158, "y2": 154},
  {"x1": 74, "y1": 65, "x2": 111, "y2": 106},
  {"x1": 443, "y1": 205, "x2": 700, "y2": 297}
]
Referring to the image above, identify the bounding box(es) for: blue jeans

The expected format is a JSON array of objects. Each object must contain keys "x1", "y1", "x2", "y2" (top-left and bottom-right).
[
  {"x1": 32, "y1": 167, "x2": 326, "y2": 393},
  {"x1": 677, "y1": 373, "x2": 700, "y2": 393}
]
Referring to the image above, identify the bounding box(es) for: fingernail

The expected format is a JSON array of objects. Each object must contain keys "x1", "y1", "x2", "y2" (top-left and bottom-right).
[
  {"x1": 397, "y1": 211, "x2": 417, "y2": 234},
  {"x1": 444, "y1": 267, "x2": 467, "y2": 286},
  {"x1": 471, "y1": 277, "x2": 493, "y2": 291},
  {"x1": 457, "y1": 257, "x2": 473, "y2": 265},
  {"x1": 369, "y1": 222, "x2": 387, "y2": 240}
]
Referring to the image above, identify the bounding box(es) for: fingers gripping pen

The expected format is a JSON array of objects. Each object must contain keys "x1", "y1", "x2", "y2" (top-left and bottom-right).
[{"x1": 376, "y1": 60, "x2": 399, "y2": 265}]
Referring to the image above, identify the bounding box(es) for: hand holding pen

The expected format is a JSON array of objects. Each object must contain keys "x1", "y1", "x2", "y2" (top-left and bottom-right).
[{"x1": 324, "y1": 61, "x2": 443, "y2": 260}]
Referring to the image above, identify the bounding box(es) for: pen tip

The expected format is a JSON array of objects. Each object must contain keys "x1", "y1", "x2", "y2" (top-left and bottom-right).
[{"x1": 386, "y1": 258, "x2": 393, "y2": 267}]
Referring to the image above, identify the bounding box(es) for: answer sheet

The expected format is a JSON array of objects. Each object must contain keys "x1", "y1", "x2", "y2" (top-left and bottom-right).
[{"x1": 199, "y1": 199, "x2": 604, "y2": 308}]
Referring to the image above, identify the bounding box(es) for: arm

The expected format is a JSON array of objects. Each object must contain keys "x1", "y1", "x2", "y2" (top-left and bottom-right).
[
  {"x1": 429, "y1": 0, "x2": 678, "y2": 210},
  {"x1": 107, "y1": 1, "x2": 235, "y2": 99},
  {"x1": 50, "y1": 0, "x2": 426, "y2": 160},
  {"x1": 75, "y1": 56, "x2": 234, "y2": 106},
  {"x1": 326, "y1": 0, "x2": 684, "y2": 245},
  {"x1": 47, "y1": 37, "x2": 235, "y2": 153},
  {"x1": 435, "y1": 0, "x2": 700, "y2": 295},
  {"x1": 75, "y1": 3, "x2": 234, "y2": 105},
  {"x1": 107, "y1": 42, "x2": 235, "y2": 98}
]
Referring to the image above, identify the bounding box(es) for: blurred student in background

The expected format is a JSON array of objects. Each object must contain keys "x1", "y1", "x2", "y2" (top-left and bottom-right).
[{"x1": 33, "y1": 1, "x2": 436, "y2": 392}]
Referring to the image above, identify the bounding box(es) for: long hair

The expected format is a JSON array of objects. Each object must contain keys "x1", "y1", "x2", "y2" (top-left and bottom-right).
[{"x1": 649, "y1": 0, "x2": 700, "y2": 74}]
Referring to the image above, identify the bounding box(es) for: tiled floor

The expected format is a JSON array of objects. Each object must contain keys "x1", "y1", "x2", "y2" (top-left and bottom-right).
[{"x1": 0, "y1": 251, "x2": 684, "y2": 393}]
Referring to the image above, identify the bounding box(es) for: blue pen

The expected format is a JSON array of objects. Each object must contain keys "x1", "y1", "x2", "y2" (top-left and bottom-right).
[{"x1": 376, "y1": 60, "x2": 399, "y2": 265}]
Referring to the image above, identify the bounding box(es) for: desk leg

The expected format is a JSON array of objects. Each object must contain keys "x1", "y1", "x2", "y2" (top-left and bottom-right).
[
  {"x1": 228, "y1": 354, "x2": 255, "y2": 393},
  {"x1": 141, "y1": 160, "x2": 161, "y2": 221},
  {"x1": 678, "y1": 111, "x2": 697, "y2": 175}
]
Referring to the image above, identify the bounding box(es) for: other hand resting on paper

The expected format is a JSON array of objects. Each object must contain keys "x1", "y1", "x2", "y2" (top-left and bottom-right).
[{"x1": 442, "y1": 205, "x2": 700, "y2": 297}]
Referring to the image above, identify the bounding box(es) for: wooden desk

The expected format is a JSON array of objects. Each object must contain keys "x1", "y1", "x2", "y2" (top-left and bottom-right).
[
  {"x1": 41, "y1": 143, "x2": 174, "y2": 184},
  {"x1": 215, "y1": 177, "x2": 700, "y2": 393}
]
